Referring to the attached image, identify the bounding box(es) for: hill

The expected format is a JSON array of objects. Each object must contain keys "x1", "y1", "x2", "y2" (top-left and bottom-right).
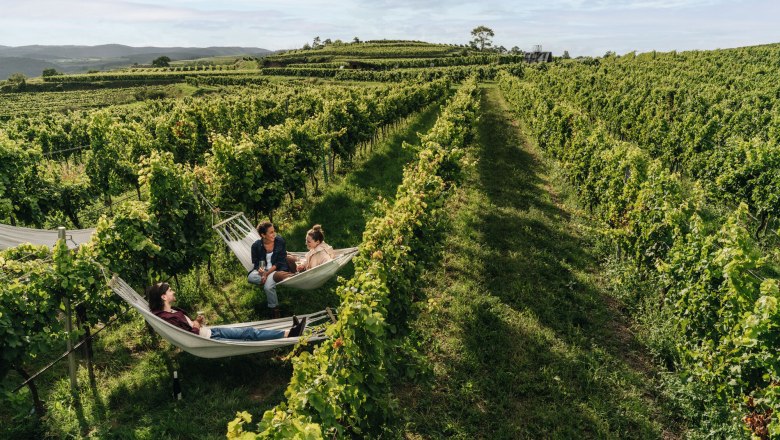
[
  {"x1": 0, "y1": 44, "x2": 272, "y2": 80},
  {"x1": 0, "y1": 57, "x2": 63, "y2": 81}
]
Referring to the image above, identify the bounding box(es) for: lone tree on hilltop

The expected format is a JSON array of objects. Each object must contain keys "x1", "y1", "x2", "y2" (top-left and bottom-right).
[
  {"x1": 470, "y1": 26, "x2": 494, "y2": 51},
  {"x1": 152, "y1": 56, "x2": 171, "y2": 67}
]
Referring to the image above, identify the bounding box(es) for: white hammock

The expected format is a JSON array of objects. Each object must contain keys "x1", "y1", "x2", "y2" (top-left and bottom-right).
[
  {"x1": 0, "y1": 224, "x2": 95, "y2": 250},
  {"x1": 108, "y1": 275, "x2": 329, "y2": 358},
  {"x1": 212, "y1": 213, "x2": 359, "y2": 290}
]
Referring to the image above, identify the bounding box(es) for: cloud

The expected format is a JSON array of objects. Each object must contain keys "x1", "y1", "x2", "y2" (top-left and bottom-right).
[{"x1": 0, "y1": 0, "x2": 775, "y2": 54}]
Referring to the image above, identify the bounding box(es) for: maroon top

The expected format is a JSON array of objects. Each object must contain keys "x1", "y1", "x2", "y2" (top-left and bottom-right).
[{"x1": 152, "y1": 307, "x2": 200, "y2": 335}]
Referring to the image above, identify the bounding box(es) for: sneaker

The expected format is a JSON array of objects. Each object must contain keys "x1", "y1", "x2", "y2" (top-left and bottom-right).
[
  {"x1": 289, "y1": 317, "x2": 307, "y2": 337},
  {"x1": 292, "y1": 315, "x2": 300, "y2": 326}
]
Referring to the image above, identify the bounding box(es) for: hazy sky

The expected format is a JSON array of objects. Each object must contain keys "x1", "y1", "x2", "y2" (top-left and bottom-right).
[{"x1": 1, "y1": 0, "x2": 777, "y2": 56}]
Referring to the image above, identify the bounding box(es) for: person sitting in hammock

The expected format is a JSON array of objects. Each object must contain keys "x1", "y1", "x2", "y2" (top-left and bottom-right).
[
  {"x1": 147, "y1": 282, "x2": 306, "y2": 340},
  {"x1": 247, "y1": 221, "x2": 297, "y2": 318},
  {"x1": 296, "y1": 224, "x2": 336, "y2": 272}
]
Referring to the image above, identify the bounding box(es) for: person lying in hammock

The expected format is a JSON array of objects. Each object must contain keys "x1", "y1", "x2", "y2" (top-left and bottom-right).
[
  {"x1": 147, "y1": 282, "x2": 306, "y2": 340},
  {"x1": 247, "y1": 221, "x2": 298, "y2": 319},
  {"x1": 296, "y1": 224, "x2": 336, "y2": 272}
]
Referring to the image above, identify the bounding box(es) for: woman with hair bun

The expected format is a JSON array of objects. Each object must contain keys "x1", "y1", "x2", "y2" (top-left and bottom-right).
[{"x1": 296, "y1": 224, "x2": 335, "y2": 272}]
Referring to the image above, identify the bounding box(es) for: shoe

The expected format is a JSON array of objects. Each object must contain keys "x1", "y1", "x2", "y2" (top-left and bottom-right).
[
  {"x1": 289, "y1": 317, "x2": 307, "y2": 337},
  {"x1": 292, "y1": 315, "x2": 300, "y2": 326}
]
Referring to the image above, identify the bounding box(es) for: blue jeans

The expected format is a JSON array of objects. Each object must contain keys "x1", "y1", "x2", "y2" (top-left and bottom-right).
[
  {"x1": 247, "y1": 270, "x2": 278, "y2": 308},
  {"x1": 210, "y1": 326, "x2": 285, "y2": 341}
]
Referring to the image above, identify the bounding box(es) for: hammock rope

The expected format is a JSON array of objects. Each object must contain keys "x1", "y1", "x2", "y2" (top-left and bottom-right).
[
  {"x1": 108, "y1": 275, "x2": 329, "y2": 358},
  {"x1": 212, "y1": 212, "x2": 358, "y2": 290}
]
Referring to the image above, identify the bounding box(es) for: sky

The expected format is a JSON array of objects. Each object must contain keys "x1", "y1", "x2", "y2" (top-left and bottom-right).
[{"x1": 0, "y1": 0, "x2": 778, "y2": 56}]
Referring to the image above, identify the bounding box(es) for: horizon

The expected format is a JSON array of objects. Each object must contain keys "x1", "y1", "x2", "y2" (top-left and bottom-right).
[
  {"x1": 1, "y1": 0, "x2": 778, "y2": 57},
  {"x1": 1, "y1": 39, "x2": 778, "y2": 59}
]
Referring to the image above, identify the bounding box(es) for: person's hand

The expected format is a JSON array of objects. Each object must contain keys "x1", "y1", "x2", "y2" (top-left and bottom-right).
[
  {"x1": 195, "y1": 315, "x2": 205, "y2": 324},
  {"x1": 296, "y1": 264, "x2": 305, "y2": 272},
  {"x1": 192, "y1": 320, "x2": 201, "y2": 329},
  {"x1": 261, "y1": 274, "x2": 267, "y2": 284}
]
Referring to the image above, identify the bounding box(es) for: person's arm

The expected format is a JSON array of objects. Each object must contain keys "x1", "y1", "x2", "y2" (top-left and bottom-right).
[
  {"x1": 309, "y1": 247, "x2": 333, "y2": 269},
  {"x1": 181, "y1": 309, "x2": 202, "y2": 335},
  {"x1": 271, "y1": 236, "x2": 288, "y2": 271},
  {"x1": 298, "y1": 252, "x2": 309, "y2": 272},
  {"x1": 157, "y1": 309, "x2": 200, "y2": 335},
  {"x1": 250, "y1": 240, "x2": 261, "y2": 273}
]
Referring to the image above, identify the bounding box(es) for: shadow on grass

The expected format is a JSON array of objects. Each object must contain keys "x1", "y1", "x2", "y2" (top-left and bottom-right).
[
  {"x1": 474, "y1": 87, "x2": 605, "y2": 338},
  {"x1": 398, "y1": 87, "x2": 665, "y2": 439},
  {"x1": 454, "y1": 301, "x2": 658, "y2": 439},
  {"x1": 68, "y1": 338, "x2": 297, "y2": 439}
]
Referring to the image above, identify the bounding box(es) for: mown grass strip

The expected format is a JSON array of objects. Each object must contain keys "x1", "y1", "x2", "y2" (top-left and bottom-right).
[{"x1": 396, "y1": 86, "x2": 677, "y2": 439}]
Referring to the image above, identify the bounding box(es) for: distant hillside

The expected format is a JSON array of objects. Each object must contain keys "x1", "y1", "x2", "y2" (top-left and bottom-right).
[
  {"x1": 0, "y1": 57, "x2": 63, "y2": 81},
  {"x1": 0, "y1": 44, "x2": 272, "y2": 80}
]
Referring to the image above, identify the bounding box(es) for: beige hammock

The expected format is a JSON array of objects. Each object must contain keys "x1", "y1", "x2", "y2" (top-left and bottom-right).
[
  {"x1": 0, "y1": 224, "x2": 95, "y2": 250},
  {"x1": 108, "y1": 275, "x2": 329, "y2": 358},
  {"x1": 212, "y1": 213, "x2": 358, "y2": 290}
]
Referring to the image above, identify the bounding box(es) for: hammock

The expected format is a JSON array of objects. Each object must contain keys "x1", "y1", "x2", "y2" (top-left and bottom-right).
[
  {"x1": 108, "y1": 275, "x2": 329, "y2": 358},
  {"x1": 0, "y1": 224, "x2": 95, "y2": 250},
  {"x1": 212, "y1": 213, "x2": 359, "y2": 290}
]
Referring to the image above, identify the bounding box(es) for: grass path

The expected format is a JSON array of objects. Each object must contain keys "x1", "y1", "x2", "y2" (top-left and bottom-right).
[
  {"x1": 6, "y1": 101, "x2": 446, "y2": 440},
  {"x1": 397, "y1": 86, "x2": 677, "y2": 439}
]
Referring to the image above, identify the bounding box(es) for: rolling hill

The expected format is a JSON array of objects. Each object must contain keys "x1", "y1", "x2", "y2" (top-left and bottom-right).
[{"x1": 0, "y1": 44, "x2": 272, "y2": 80}]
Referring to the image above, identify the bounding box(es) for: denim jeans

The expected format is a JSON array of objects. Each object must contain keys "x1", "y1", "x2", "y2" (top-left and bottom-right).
[
  {"x1": 210, "y1": 326, "x2": 285, "y2": 341},
  {"x1": 247, "y1": 270, "x2": 278, "y2": 308}
]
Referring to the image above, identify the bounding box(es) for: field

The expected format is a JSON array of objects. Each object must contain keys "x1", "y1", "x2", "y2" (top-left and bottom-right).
[{"x1": 1, "y1": 40, "x2": 779, "y2": 439}]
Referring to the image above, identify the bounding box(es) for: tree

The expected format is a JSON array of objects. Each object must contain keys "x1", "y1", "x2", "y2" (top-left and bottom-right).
[
  {"x1": 302, "y1": 42, "x2": 311, "y2": 50},
  {"x1": 562, "y1": 50, "x2": 571, "y2": 59},
  {"x1": 510, "y1": 46, "x2": 522, "y2": 54},
  {"x1": 152, "y1": 56, "x2": 171, "y2": 67},
  {"x1": 7, "y1": 72, "x2": 26, "y2": 85},
  {"x1": 312, "y1": 36, "x2": 321, "y2": 49},
  {"x1": 323, "y1": 38, "x2": 332, "y2": 45},
  {"x1": 470, "y1": 26, "x2": 494, "y2": 51},
  {"x1": 42, "y1": 68, "x2": 61, "y2": 77},
  {"x1": 352, "y1": 37, "x2": 360, "y2": 44}
]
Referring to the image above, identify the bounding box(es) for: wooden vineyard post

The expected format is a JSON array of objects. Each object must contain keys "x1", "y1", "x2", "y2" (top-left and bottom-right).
[{"x1": 59, "y1": 227, "x2": 78, "y2": 395}]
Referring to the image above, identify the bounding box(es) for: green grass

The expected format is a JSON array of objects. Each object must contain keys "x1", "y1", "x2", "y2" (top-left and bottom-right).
[
  {"x1": 1, "y1": 101, "x2": 445, "y2": 439},
  {"x1": 395, "y1": 86, "x2": 679, "y2": 439}
]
